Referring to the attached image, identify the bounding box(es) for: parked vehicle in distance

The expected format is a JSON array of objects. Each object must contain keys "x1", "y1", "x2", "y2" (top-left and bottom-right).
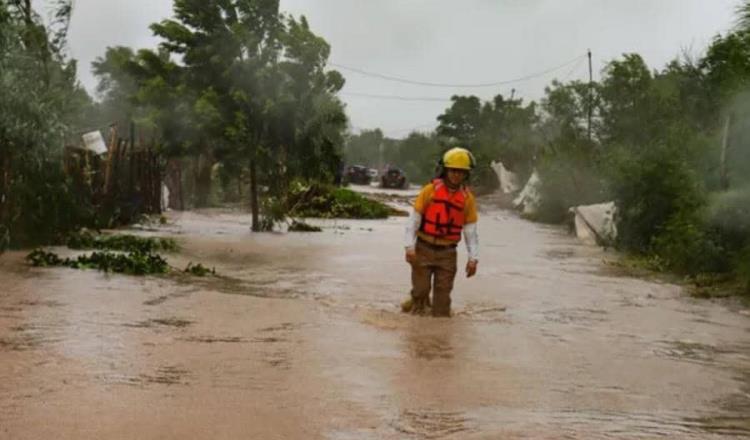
[
  {"x1": 344, "y1": 165, "x2": 372, "y2": 185},
  {"x1": 380, "y1": 166, "x2": 409, "y2": 189}
]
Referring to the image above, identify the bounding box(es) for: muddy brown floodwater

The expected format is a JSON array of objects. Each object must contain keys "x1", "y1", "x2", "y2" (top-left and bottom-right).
[{"x1": 1, "y1": 198, "x2": 749, "y2": 439}]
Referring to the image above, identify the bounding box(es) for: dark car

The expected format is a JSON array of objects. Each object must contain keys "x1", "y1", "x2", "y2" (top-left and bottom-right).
[
  {"x1": 344, "y1": 165, "x2": 371, "y2": 185},
  {"x1": 380, "y1": 166, "x2": 409, "y2": 189}
]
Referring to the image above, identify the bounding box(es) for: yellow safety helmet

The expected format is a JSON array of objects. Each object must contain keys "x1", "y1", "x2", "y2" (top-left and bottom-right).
[{"x1": 442, "y1": 147, "x2": 475, "y2": 170}]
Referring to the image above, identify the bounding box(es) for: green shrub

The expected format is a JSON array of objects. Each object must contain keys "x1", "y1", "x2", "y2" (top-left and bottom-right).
[
  {"x1": 706, "y1": 188, "x2": 750, "y2": 252},
  {"x1": 607, "y1": 143, "x2": 706, "y2": 255},
  {"x1": 26, "y1": 249, "x2": 169, "y2": 275},
  {"x1": 707, "y1": 189, "x2": 750, "y2": 291},
  {"x1": 651, "y1": 212, "x2": 727, "y2": 274},
  {"x1": 535, "y1": 149, "x2": 607, "y2": 223},
  {"x1": 3, "y1": 162, "x2": 99, "y2": 249}
]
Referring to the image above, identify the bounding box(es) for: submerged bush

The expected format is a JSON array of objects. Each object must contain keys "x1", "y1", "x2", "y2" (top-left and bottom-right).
[
  {"x1": 26, "y1": 249, "x2": 66, "y2": 267},
  {"x1": 66, "y1": 231, "x2": 178, "y2": 253},
  {"x1": 26, "y1": 249, "x2": 169, "y2": 275},
  {"x1": 288, "y1": 221, "x2": 322, "y2": 232},
  {"x1": 184, "y1": 262, "x2": 215, "y2": 277}
]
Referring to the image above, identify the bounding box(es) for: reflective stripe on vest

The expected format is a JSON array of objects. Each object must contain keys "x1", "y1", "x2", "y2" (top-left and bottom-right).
[{"x1": 420, "y1": 179, "x2": 467, "y2": 242}]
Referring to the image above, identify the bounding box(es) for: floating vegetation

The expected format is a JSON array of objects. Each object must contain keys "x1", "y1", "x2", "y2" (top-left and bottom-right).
[
  {"x1": 184, "y1": 262, "x2": 216, "y2": 277},
  {"x1": 67, "y1": 230, "x2": 178, "y2": 253},
  {"x1": 288, "y1": 220, "x2": 322, "y2": 232},
  {"x1": 288, "y1": 183, "x2": 393, "y2": 219},
  {"x1": 26, "y1": 249, "x2": 168, "y2": 275},
  {"x1": 26, "y1": 249, "x2": 65, "y2": 267}
]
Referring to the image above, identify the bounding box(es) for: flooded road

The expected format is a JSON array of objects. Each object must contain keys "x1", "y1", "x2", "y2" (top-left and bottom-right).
[{"x1": 1, "y1": 201, "x2": 749, "y2": 439}]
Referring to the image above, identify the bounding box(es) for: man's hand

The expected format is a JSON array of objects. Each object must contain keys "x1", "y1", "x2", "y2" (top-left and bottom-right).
[
  {"x1": 405, "y1": 247, "x2": 417, "y2": 265},
  {"x1": 466, "y1": 259, "x2": 478, "y2": 278}
]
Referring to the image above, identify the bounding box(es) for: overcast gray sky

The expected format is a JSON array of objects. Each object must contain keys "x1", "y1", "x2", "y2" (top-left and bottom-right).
[{"x1": 65, "y1": 0, "x2": 740, "y2": 138}]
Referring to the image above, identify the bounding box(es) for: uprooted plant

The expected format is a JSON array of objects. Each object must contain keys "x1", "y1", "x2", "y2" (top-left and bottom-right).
[{"x1": 259, "y1": 181, "x2": 402, "y2": 231}]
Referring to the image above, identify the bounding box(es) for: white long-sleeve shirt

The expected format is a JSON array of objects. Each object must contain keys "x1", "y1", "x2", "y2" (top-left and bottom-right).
[{"x1": 404, "y1": 210, "x2": 479, "y2": 261}]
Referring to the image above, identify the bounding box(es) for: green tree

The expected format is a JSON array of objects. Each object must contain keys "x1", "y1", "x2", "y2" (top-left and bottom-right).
[
  {"x1": 0, "y1": 0, "x2": 97, "y2": 248},
  {"x1": 150, "y1": 0, "x2": 282, "y2": 227},
  {"x1": 394, "y1": 131, "x2": 441, "y2": 185},
  {"x1": 700, "y1": 32, "x2": 750, "y2": 188},
  {"x1": 272, "y1": 15, "x2": 347, "y2": 187},
  {"x1": 149, "y1": 1, "x2": 346, "y2": 228},
  {"x1": 436, "y1": 93, "x2": 539, "y2": 191},
  {"x1": 478, "y1": 95, "x2": 539, "y2": 174},
  {"x1": 92, "y1": 47, "x2": 142, "y2": 128},
  {"x1": 436, "y1": 96, "x2": 482, "y2": 147},
  {"x1": 597, "y1": 54, "x2": 657, "y2": 147},
  {"x1": 344, "y1": 129, "x2": 384, "y2": 166}
]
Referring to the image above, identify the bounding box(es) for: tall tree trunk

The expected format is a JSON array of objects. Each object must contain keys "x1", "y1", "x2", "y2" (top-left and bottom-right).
[
  {"x1": 194, "y1": 152, "x2": 213, "y2": 208},
  {"x1": 249, "y1": 159, "x2": 259, "y2": 232},
  {"x1": 0, "y1": 151, "x2": 8, "y2": 224},
  {"x1": 177, "y1": 162, "x2": 185, "y2": 211},
  {"x1": 0, "y1": 151, "x2": 12, "y2": 248}
]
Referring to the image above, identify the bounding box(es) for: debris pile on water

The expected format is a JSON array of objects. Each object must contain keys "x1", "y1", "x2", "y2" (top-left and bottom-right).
[
  {"x1": 26, "y1": 248, "x2": 168, "y2": 275},
  {"x1": 184, "y1": 262, "x2": 216, "y2": 277},
  {"x1": 26, "y1": 232, "x2": 213, "y2": 277},
  {"x1": 288, "y1": 183, "x2": 401, "y2": 219},
  {"x1": 66, "y1": 230, "x2": 178, "y2": 253},
  {"x1": 288, "y1": 220, "x2": 323, "y2": 232}
]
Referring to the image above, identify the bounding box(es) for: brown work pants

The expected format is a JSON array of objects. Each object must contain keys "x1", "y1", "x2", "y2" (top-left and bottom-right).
[{"x1": 410, "y1": 240, "x2": 458, "y2": 317}]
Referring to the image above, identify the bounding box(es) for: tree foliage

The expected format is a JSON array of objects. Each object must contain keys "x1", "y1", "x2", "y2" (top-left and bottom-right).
[
  {"x1": 0, "y1": 0, "x2": 97, "y2": 248},
  {"x1": 91, "y1": 1, "x2": 348, "y2": 225}
]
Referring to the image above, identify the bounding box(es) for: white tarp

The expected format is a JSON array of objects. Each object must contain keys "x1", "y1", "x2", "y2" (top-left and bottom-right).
[
  {"x1": 571, "y1": 202, "x2": 617, "y2": 246},
  {"x1": 81, "y1": 131, "x2": 108, "y2": 155},
  {"x1": 491, "y1": 161, "x2": 520, "y2": 194},
  {"x1": 513, "y1": 170, "x2": 541, "y2": 216}
]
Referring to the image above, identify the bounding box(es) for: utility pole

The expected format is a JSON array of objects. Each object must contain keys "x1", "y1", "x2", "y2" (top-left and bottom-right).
[
  {"x1": 587, "y1": 49, "x2": 593, "y2": 143},
  {"x1": 510, "y1": 88, "x2": 516, "y2": 102}
]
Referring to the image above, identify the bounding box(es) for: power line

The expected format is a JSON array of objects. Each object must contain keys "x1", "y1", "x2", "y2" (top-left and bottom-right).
[
  {"x1": 342, "y1": 86, "x2": 529, "y2": 103},
  {"x1": 351, "y1": 122, "x2": 437, "y2": 135},
  {"x1": 342, "y1": 92, "x2": 451, "y2": 102},
  {"x1": 390, "y1": 123, "x2": 437, "y2": 134},
  {"x1": 561, "y1": 57, "x2": 586, "y2": 82},
  {"x1": 330, "y1": 54, "x2": 587, "y2": 88}
]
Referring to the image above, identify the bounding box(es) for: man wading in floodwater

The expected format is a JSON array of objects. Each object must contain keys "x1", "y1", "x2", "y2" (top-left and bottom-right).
[{"x1": 403, "y1": 147, "x2": 479, "y2": 317}]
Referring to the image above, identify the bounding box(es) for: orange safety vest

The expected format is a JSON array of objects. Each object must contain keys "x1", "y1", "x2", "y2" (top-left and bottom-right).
[{"x1": 420, "y1": 179, "x2": 467, "y2": 242}]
